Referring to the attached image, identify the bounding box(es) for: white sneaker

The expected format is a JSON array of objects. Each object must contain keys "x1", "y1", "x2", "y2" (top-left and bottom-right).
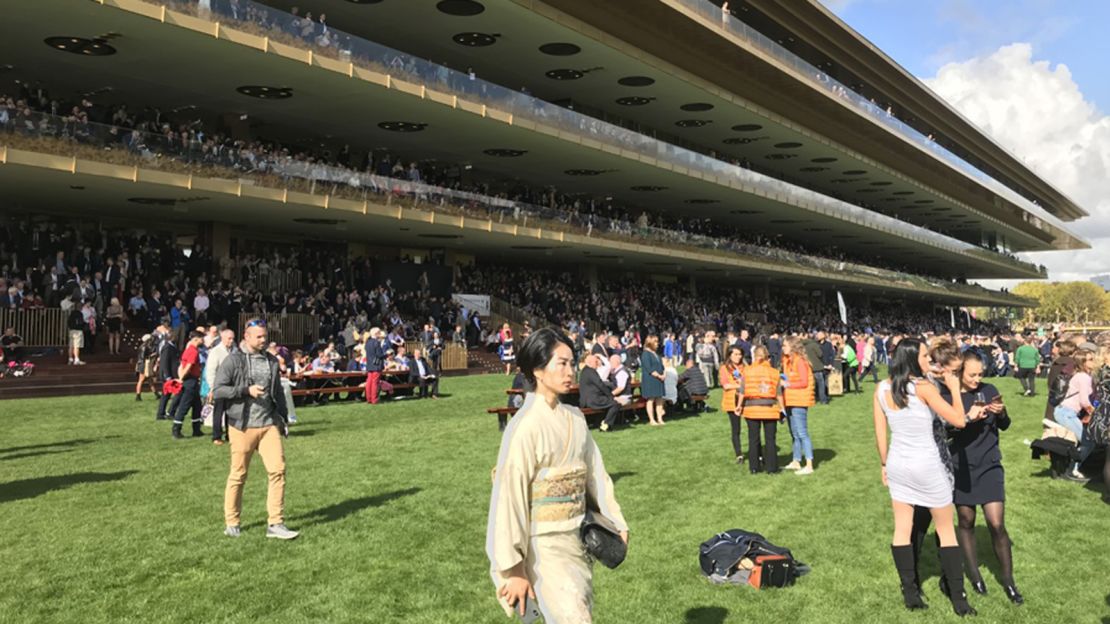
[
  {"x1": 74, "y1": 360, "x2": 86, "y2": 366},
  {"x1": 796, "y1": 466, "x2": 814, "y2": 475},
  {"x1": 783, "y1": 461, "x2": 802, "y2": 471}
]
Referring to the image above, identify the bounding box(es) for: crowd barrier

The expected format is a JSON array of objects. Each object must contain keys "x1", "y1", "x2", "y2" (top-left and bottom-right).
[{"x1": 0, "y1": 309, "x2": 68, "y2": 347}]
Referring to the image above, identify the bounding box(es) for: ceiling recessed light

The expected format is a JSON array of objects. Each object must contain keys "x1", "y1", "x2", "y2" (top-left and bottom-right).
[
  {"x1": 452, "y1": 32, "x2": 497, "y2": 46},
  {"x1": 675, "y1": 119, "x2": 713, "y2": 128},
  {"x1": 630, "y1": 185, "x2": 668, "y2": 192},
  {"x1": 539, "y1": 42, "x2": 580, "y2": 56},
  {"x1": 545, "y1": 68, "x2": 584, "y2": 80},
  {"x1": 843, "y1": 170, "x2": 867, "y2": 175},
  {"x1": 870, "y1": 181, "x2": 892, "y2": 186},
  {"x1": 774, "y1": 142, "x2": 803, "y2": 149},
  {"x1": 618, "y1": 75, "x2": 655, "y2": 87},
  {"x1": 616, "y1": 96, "x2": 654, "y2": 106},
  {"x1": 732, "y1": 123, "x2": 763, "y2": 132},
  {"x1": 915, "y1": 199, "x2": 935, "y2": 204},
  {"x1": 483, "y1": 148, "x2": 527, "y2": 157},
  {"x1": 436, "y1": 0, "x2": 484, "y2": 16},
  {"x1": 45, "y1": 36, "x2": 116, "y2": 56},
  {"x1": 894, "y1": 190, "x2": 915, "y2": 196},
  {"x1": 236, "y1": 85, "x2": 293, "y2": 99},
  {"x1": 680, "y1": 102, "x2": 714, "y2": 111},
  {"x1": 812, "y1": 157, "x2": 838, "y2": 163},
  {"x1": 377, "y1": 121, "x2": 427, "y2": 132},
  {"x1": 684, "y1": 199, "x2": 720, "y2": 204},
  {"x1": 69, "y1": 185, "x2": 86, "y2": 190}
]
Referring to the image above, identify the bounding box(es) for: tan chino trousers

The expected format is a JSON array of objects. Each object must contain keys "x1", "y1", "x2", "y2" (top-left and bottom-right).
[{"x1": 224, "y1": 425, "x2": 285, "y2": 527}]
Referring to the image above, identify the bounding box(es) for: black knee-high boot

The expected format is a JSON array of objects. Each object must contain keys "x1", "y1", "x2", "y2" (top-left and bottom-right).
[
  {"x1": 939, "y1": 546, "x2": 977, "y2": 616},
  {"x1": 909, "y1": 505, "x2": 932, "y2": 591},
  {"x1": 891, "y1": 545, "x2": 928, "y2": 610}
]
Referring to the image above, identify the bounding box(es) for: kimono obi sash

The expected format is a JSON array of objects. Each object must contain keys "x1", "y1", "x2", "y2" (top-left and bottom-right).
[{"x1": 530, "y1": 462, "x2": 588, "y2": 534}]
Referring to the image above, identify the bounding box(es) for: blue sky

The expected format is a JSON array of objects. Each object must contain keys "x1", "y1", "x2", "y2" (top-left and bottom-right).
[{"x1": 822, "y1": 0, "x2": 1110, "y2": 112}]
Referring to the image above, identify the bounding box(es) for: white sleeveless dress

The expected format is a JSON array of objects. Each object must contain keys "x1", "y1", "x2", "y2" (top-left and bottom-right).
[{"x1": 878, "y1": 380, "x2": 954, "y2": 508}]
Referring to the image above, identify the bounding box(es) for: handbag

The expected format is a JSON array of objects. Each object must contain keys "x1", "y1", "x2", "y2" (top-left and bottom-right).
[
  {"x1": 201, "y1": 397, "x2": 215, "y2": 428},
  {"x1": 580, "y1": 509, "x2": 626, "y2": 569}
]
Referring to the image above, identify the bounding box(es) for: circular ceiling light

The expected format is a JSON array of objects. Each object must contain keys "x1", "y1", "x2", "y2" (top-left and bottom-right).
[
  {"x1": 812, "y1": 156, "x2": 838, "y2": 163},
  {"x1": 539, "y1": 42, "x2": 580, "y2": 56},
  {"x1": 675, "y1": 119, "x2": 712, "y2": 128},
  {"x1": 377, "y1": 121, "x2": 428, "y2": 132},
  {"x1": 545, "y1": 68, "x2": 583, "y2": 80},
  {"x1": 45, "y1": 36, "x2": 116, "y2": 56},
  {"x1": 870, "y1": 181, "x2": 892, "y2": 186},
  {"x1": 630, "y1": 185, "x2": 668, "y2": 192},
  {"x1": 616, "y1": 96, "x2": 654, "y2": 106},
  {"x1": 236, "y1": 85, "x2": 293, "y2": 99},
  {"x1": 843, "y1": 169, "x2": 867, "y2": 175},
  {"x1": 774, "y1": 142, "x2": 803, "y2": 149},
  {"x1": 483, "y1": 148, "x2": 527, "y2": 157},
  {"x1": 680, "y1": 102, "x2": 714, "y2": 112},
  {"x1": 893, "y1": 190, "x2": 915, "y2": 196},
  {"x1": 914, "y1": 199, "x2": 935, "y2": 204},
  {"x1": 732, "y1": 123, "x2": 763, "y2": 132},
  {"x1": 684, "y1": 199, "x2": 720, "y2": 204},
  {"x1": 452, "y1": 32, "x2": 497, "y2": 47},
  {"x1": 436, "y1": 0, "x2": 485, "y2": 16},
  {"x1": 618, "y1": 75, "x2": 655, "y2": 87}
]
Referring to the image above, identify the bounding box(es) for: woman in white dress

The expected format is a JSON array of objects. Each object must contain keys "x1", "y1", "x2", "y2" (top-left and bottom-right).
[
  {"x1": 486, "y1": 328, "x2": 629, "y2": 623},
  {"x1": 873, "y1": 337, "x2": 983, "y2": 616}
]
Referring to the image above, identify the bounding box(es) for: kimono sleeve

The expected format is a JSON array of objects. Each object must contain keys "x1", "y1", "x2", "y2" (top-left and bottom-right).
[
  {"x1": 486, "y1": 418, "x2": 538, "y2": 584},
  {"x1": 584, "y1": 433, "x2": 628, "y2": 533}
]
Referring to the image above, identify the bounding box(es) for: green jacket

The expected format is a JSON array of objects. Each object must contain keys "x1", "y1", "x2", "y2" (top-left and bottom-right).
[
  {"x1": 841, "y1": 344, "x2": 858, "y2": 368},
  {"x1": 1015, "y1": 344, "x2": 1040, "y2": 369}
]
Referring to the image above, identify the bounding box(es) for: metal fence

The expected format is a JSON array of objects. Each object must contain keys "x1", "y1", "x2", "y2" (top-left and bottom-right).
[{"x1": 0, "y1": 309, "x2": 68, "y2": 347}]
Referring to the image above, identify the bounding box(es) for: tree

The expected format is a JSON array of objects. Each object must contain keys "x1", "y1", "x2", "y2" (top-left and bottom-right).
[{"x1": 1011, "y1": 281, "x2": 1110, "y2": 324}]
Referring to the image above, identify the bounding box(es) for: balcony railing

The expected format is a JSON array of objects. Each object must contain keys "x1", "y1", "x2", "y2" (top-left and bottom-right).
[
  {"x1": 0, "y1": 108, "x2": 1031, "y2": 305},
  {"x1": 129, "y1": 0, "x2": 1047, "y2": 274},
  {"x1": 676, "y1": 0, "x2": 1079, "y2": 240}
]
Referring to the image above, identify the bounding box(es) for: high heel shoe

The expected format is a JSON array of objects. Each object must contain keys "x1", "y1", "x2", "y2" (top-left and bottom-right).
[
  {"x1": 1003, "y1": 585, "x2": 1024, "y2": 605},
  {"x1": 970, "y1": 579, "x2": 987, "y2": 595}
]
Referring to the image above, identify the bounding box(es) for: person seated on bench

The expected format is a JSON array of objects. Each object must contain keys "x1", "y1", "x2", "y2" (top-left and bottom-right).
[
  {"x1": 609, "y1": 354, "x2": 634, "y2": 407},
  {"x1": 409, "y1": 348, "x2": 439, "y2": 399},
  {"x1": 499, "y1": 369, "x2": 530, "y2": 432},
  {"x1": 307, "y1": 351, "x2": 339, "y2": 404},
  {"x1": 384, "y1": 346, "x2": 411, "y2": 376},
  {"x1": 677, "y1": 357, "x2": 709, "y2": 412},
  {"x1": 580, "y1": 354, "x2": 621, "y2": 432}
]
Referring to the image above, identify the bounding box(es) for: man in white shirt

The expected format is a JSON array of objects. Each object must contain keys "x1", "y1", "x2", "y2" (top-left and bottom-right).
[
  {"x1": 194, "y1": 289, "x2": 210, "y2": 323},
  {"x1": 204, "y1": 328, "x2": 235, "y2": 446},
  {"x1": 608, "y1": 354, "x2": 633, "y2": 406}
]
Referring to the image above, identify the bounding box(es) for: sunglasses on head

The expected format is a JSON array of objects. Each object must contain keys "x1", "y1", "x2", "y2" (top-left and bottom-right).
[{"x1": 246, "y1": 319, "x2": 267, "y2": 329}]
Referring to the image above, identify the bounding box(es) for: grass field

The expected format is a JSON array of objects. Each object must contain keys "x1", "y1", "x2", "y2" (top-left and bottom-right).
[{"x1": 0, "y1": 373, "x2": 1107, "y2": 623}]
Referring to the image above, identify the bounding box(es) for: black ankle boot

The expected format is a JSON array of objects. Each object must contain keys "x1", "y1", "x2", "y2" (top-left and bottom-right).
[
  {"x1": 938, "y1": 546, "x2": 976, "y2": 616},
  {"x1": 1003, "y1": 584, "x2": 1024, "y2": 605},
  {"x1": 891, "y1": 545, "x2": 928, "y2": 610}
]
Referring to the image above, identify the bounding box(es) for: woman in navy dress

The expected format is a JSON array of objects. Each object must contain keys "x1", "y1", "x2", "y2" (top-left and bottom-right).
[
  {"x1": 947, "y1": 351, "x2": 1023, "y2": 605},
  {"x1": 639, "y1": 335, "x2": 666, "y2": 426}
]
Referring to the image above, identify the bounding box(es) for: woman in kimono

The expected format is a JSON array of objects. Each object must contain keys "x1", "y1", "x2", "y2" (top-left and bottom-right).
[{"x1": 486, "y1": 328, "x2": 629, "y2": 623}]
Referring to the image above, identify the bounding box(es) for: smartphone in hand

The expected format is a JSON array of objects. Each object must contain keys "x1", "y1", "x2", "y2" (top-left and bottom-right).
[{"x1": 518, "y1": 595, "x2": 542, "y2": 624}]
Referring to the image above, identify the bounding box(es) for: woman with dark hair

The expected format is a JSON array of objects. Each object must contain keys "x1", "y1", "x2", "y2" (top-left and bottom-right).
[
  {"x1": 640, "y1": 335, "x2": 666, "y2": 426},
  {"x1": 947, "y1": 351, "x2": 1023, "y2": 604},
  {"x1": 486, "y1": 328, "x2": 629, "y2": 622},
  {"x1": 719, "y1": 345, "x2": 745, "y2": 466},
  {"x1": 874, "y1": 338, "x2": 982, "y2": 616}
]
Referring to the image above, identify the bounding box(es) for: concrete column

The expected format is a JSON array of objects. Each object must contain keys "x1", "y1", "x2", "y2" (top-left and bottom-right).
[{"x1": 580, "y1": 264, "x2": 598, "y2": 293}]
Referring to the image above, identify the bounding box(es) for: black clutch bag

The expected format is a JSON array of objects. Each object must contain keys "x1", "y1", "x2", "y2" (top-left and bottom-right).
[{"x1": 580, "y1": 510, "x2": 626, "y2": 569}]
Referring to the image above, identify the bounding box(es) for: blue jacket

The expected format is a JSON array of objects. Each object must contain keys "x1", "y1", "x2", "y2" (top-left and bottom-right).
[{"x1": 365, "y1": 338, "x2": 386, "y2": 372}]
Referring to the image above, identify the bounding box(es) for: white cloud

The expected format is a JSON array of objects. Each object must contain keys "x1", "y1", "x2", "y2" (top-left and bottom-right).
[{"x1": 923, "y1": 43, "x2": 1110, "y2": 284}]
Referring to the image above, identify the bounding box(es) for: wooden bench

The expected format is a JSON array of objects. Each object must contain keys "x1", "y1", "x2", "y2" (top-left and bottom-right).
[{"x1": 289, "y1": 370, "x2": 415, "y2": 402}]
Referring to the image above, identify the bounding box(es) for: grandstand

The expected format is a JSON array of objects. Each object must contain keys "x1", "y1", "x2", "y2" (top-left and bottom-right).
[{"x1": 0, "y1": 0, "x2": 1092, "y2": 377}]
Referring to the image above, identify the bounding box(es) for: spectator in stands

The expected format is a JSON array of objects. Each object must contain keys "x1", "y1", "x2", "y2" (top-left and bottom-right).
[
  {"x1": 364, "y1": 327, "x2": 386, "y2": 405},
  {"x1": 742, "y1": 346, "x2": 783, "y2": 475},
  {"x1": 407, "y1": 347, "x2": 438, "y2": 399},
  {"x1": 105, "y1": 296, "x2": 124, "y2": 355},
  {"x1": 66, "y1": 296, "x2": 86, "y2": 366},
  {"x1": 580, "y1": 354, "x2": 620, "y2": 432},
  {"x1": 640, "y1": 335, "x2": 666, "y2": 426},
  {"x1": 676, "y1": 356, "x2": 708, "y2": 412},
  {"x1": 171, "y1": 331, "x2": 205, "y2": 440},
  {"x1": 781, "y1": 336, "x2": 816, "y2": 475},
  {"x1": 193, "y1": 288, "x2": 210, "y2": 325},
  {"x1": 719, "y1": 346, "x2": 745, "y2": 466}
]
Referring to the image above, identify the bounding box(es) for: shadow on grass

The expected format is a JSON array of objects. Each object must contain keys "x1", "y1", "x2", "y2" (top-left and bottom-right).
[
  {"x1": 684, "y1": 606, "x2": 728, "y2": 624},
  {"x1": 289, "y1": 429, "x2": 317, "y2": 438},
  {"x1": 0, "y1": 438, "x2": 98, "y2": 454},
  {"x1": 289, "y1": 487, "x2": 422, "y2": 527},
  {"x1": 610, "y1": 471, "x2": 637, "y2": 484},
  {"x1": 0, "y1": 470, "x2": 138, "y2": 503},
  {"x1": 0, "y1": 449, "x2": 76, "y2": 462}
]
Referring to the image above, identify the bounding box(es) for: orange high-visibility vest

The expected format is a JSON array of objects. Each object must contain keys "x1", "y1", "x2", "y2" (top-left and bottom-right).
[
  {"x1": 741, "y1": 362, "x2": 781, "y2": 421},
  {"x1": 782, "y1": 354, "x2": 815, "y2": 408},
  {"x1": 719, "y1": 363, "x2": 743, "y2": 413}
]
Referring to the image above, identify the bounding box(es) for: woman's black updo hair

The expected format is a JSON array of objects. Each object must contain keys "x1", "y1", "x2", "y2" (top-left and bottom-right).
[
  {"x1": 517, "y1": 327, "x2": 575, "y2": 386},
  {"x1": 889, "y1": 337, "x2": 925, "y2": 409}
]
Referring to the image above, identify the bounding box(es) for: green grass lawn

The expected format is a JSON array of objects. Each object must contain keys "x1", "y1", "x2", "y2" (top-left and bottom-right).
[{"x1": 0, "y1": 374, "x2": 1107, "y2": 623}]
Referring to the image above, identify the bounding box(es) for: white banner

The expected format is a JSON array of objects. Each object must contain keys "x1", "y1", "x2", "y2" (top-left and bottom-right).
[
  {"x1": 836, "y1": 291, "x2": 847, "y2": 326},
  {"x1": 453, "y1": 293, "x2": 490, "y2": 317},
  {"x1": 950, "y1": 308, "x2": 956, "y2": 328}
]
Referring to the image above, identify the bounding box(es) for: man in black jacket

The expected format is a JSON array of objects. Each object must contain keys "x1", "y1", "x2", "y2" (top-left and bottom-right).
[
  {"x1": 676, "y1": 357, "x2": 709, "y2": 412},
  {"x1": 155, "y1": 329, "x2": 179, "y2": 421},
  {"x1": 408, "y1": 348, "x2": 439, "y2": 399},
  {"x1": 579, "y1": 354, "x2": 621, "y2": 432}
]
